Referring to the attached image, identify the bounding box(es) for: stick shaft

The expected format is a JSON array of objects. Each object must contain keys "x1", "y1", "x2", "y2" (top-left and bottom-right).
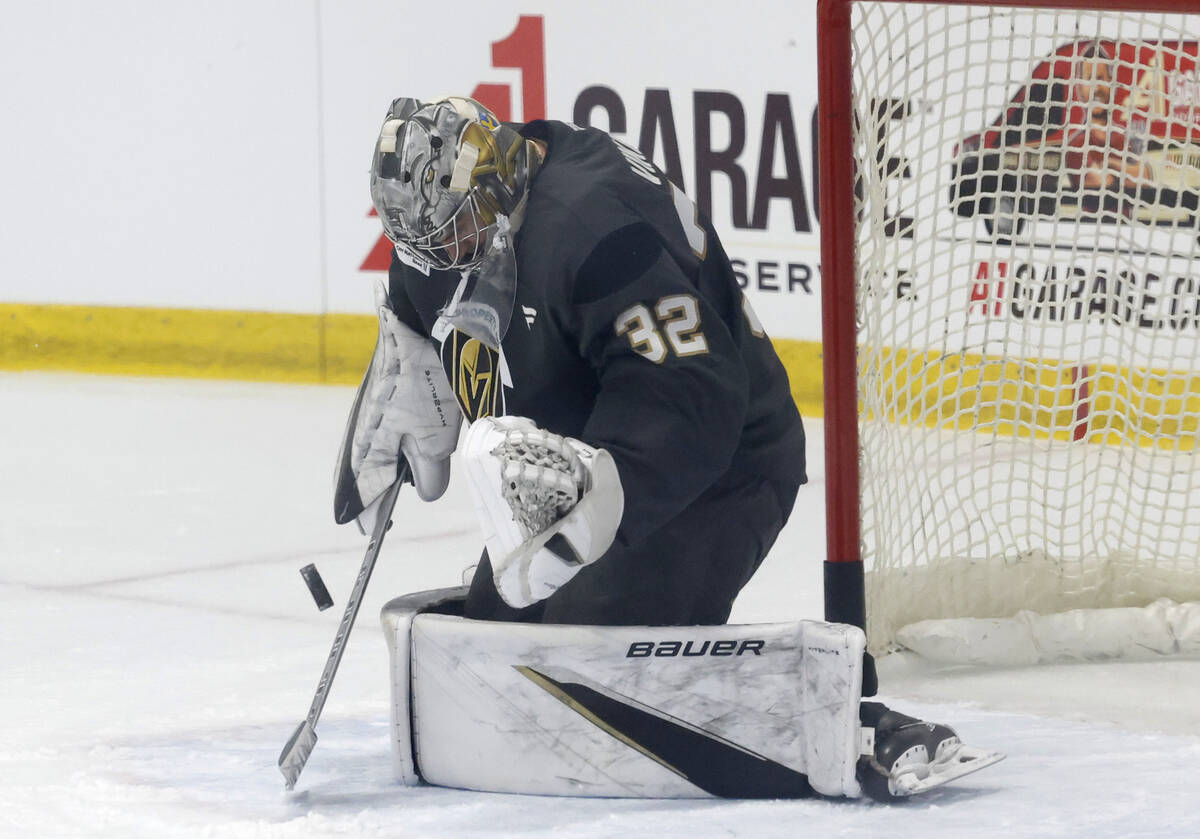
[
  {"x1": 279, "y1": 471, "x2": 406, "y2": 788},
  {"x1": 306, "y1": 477, "x2": 402, "y2": 722}
]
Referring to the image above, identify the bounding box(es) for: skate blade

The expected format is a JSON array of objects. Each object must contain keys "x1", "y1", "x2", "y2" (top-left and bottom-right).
[{"x1": 892, "y1": 745, "x2": 1005, "y2": 796}]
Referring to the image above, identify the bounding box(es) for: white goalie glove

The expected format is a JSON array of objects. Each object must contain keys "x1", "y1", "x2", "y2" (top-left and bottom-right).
[
  {"x1": 462, "y1": 416, "x2": 625, "y2": 608},
  {"x1": 352, "y1": 284, "x2": 463, "y2": 505}
]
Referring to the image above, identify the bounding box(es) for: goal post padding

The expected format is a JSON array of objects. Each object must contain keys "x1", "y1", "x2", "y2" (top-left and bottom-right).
[{"x1": 818, "y1": 0, "x2": 1200, "y2": 660}]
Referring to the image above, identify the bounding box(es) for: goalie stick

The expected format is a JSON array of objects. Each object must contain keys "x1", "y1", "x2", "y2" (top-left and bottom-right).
[{"x1": 278, "y1": 469, "x2": 407, "y2": 790}]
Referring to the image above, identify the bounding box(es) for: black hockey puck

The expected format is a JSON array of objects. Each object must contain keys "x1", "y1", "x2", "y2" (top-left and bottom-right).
[{"x1": 299, "y1": 563, "x2": 334, "y2": 611}]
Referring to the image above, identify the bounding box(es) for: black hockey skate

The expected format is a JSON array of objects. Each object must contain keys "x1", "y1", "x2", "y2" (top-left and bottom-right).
[{"x1": 856, "y1": 702, "x2": 1004, "y2": 801}]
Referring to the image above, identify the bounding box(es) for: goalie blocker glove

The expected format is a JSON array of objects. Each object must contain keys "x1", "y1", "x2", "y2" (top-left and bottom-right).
[
  {"x1": 462, "y1": 416, "x2": 624, "y2": 608},
  {"x1": 351, "y1": 282, "x2": 463, "y2": 506}
]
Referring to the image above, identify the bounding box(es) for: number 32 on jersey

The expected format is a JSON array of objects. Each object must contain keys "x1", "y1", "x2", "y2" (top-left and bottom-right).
[{"x1": 615, "y1": 294, "x2": 709, "y2": 363}]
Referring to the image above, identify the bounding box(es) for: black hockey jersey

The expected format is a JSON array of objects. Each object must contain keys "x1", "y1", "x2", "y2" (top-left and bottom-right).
[{"x1": 388, "y1": 119, "x2": 806, "y2": 546}]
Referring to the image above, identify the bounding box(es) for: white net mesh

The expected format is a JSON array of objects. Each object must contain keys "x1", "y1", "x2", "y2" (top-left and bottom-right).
[{"x1": 847, "y1": 2, "x2": 1200, "y2": 654}]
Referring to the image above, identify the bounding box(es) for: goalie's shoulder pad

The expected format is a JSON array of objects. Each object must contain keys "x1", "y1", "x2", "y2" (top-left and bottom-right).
[{"x1": 462, "y1": 416, "x2": 624, "y2": 608}]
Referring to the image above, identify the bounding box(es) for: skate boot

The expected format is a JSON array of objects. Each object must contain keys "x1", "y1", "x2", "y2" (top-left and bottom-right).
[{"x1": 856, "y1": 701, "x2": 1004, "y2": 801}]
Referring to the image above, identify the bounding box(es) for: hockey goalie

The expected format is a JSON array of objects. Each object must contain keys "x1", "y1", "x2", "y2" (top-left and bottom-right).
[{"x1": 326, "y1": 95, "x2": 1004, "y2": 802}]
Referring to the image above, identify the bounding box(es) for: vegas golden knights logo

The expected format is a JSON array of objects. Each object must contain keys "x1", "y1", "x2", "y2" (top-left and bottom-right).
[{"x1": 440, "y1": 329, "x2": 505, "y2": 421}]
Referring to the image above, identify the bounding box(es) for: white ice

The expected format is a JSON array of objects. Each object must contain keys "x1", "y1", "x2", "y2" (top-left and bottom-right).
[{"x1": 3, "y1": 371, "x2": 1199, "y2": 838}]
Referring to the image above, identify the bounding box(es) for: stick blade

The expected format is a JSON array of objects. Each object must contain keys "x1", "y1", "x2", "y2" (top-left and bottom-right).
[{"x1": 279, "y1": 720, "x2": 318, "y2": 790}]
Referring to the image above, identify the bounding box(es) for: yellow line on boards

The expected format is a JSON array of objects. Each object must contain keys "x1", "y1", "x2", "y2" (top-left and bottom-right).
[
  {"x1": 0, "y1": 303, "x2": 377, "y2": 385},
  {"x1": 864, "y1": 346, "x2": 1200, "y2": 450},
  {"x1": 0, "y1": 302, "x2": 832, "y2": 416},
  {"x1": 9, "y1": 304, "x2": 1200, "y2": 449},
  {"x1": 772, "y1": 337, "x2": 826, "y2": 418}
]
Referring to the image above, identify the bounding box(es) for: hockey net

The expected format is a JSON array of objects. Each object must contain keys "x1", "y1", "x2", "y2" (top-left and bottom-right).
[{"x1": 818, "y1": 0, "x2": 1200, "y2": 662}]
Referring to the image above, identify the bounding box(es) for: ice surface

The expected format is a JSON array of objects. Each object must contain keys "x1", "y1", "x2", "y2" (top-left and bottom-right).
[{"x1": 2, "y1": 372, "x2": 1198, "y2": 838}]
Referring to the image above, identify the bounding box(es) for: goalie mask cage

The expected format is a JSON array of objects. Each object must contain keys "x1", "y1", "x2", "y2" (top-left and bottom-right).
[{"x1": 818, "y1": 0, "x2": 1200, "y2": 660}]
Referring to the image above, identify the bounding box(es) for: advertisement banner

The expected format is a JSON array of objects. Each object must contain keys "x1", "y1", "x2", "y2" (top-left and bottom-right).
[{"x1": 322, "y1": 2, "x2": 822, "y2": 340}]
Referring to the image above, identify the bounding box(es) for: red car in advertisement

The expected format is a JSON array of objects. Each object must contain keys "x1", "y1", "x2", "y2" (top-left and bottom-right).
[{"x1": 951, "y1": 39, "x2": 1200, "y2": 241}]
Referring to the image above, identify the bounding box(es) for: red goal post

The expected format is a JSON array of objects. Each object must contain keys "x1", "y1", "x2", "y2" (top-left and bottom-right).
[{"x1": 817, "y1": 0, "x2": 1200, "y2": 662}]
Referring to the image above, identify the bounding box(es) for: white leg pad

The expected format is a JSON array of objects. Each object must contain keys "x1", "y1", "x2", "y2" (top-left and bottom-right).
[
  {"x1": 379, "y1": 586, "x2": 470, "y2": 785},
  {"x1": 380, "y1": 601, "x2": 867, "y2": 798}
]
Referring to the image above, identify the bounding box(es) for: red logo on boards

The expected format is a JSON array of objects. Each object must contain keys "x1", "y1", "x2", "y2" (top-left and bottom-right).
[
  {"x1": 360, "y1": 15, "x2": 547, "y2": 272},
  {"x1": 968, "y1": 260, "x2": 1009, "y2": 317}
]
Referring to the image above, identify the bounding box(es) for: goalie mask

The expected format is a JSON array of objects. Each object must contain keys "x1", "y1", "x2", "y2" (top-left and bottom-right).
[{"x1": 369, "y1": 96, "x2": 536, "y2": 272}]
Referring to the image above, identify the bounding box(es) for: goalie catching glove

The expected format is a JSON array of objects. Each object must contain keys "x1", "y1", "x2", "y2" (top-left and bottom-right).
[
  {"x1": 462, "y1": 416, "x2": 625, "y2": 608},
  {"x1": 342, "y1": 282, "x2": 462, "y2": 517}
]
